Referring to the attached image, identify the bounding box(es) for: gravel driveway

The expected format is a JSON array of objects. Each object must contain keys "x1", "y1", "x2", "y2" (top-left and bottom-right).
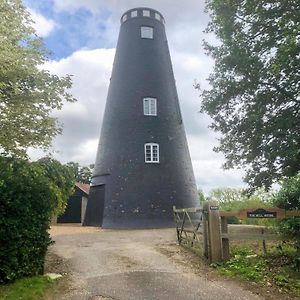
[{"x1": 47, "y1": 225, "x2": 263, "y2": 300}]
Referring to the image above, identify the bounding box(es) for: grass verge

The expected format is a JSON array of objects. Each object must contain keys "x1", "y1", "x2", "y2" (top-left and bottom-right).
[
  {"x1": 213, "y1": 242, "x2": 300, "y2": 297},
  {"x1": 0, "y1": 276, "x2": 54, "y2": 300}
]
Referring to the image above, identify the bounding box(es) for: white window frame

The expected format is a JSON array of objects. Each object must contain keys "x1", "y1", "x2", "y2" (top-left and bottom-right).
[
  {"x1": 131, "y1": 10, "x2": 138, "y2": 17},
  {"x1": 155, "y1": 13, "x2": 161, "y2": 21},
  {"x1": 141, "y1": 26, "x2": 153, "y2": 39},
  {"x1": 143, "y1": 97, "x2": 157, "y2": 116},
  {"x1": 122, "y1": 14, "x2": 127, "y2": 22},
  {"x1": 143, "y1": 10, "x2": 150, "y2": 17},
  {"x1": 144, "y1": 143, "x2": 159, "y2": 163}
]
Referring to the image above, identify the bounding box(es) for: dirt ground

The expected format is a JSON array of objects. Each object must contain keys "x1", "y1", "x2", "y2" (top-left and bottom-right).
[{"x1": 45, "y1": 225, "x2": 293, "y2": 300}]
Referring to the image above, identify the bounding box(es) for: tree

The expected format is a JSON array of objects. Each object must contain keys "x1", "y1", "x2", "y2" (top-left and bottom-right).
[
  {"x1": 198, "y1": 189, "x2": 206, "y2": 205},
  {"x1": 66, "y1": 161, "x2": 94, "y2": 184},
  {"x1": 198, "y1": 0, "x2": 300, "y2": 189},
  {"x1": 0, "y1": 0, "x2": 76, "y2": 157},
  {"x1": 273, "y1": 173, "x2": 300, "y2": 253},
  {"x1": 208, "y1": 187, "x2": 273, "y2": 224},
  {"x1": 273, "y1": 173, "x2": 300, "y2": 211},
  {"x1": 37, "y1": 157, "x2": 75, "y2": 215}
]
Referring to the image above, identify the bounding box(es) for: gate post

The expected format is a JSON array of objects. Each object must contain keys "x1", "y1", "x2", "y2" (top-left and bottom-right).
[
  {"x1": 203, "y1": 201, "x2": 222, "y2": 263},
  {"x1": 202, "y1": 205, "x2": 209, "y2": 260}
]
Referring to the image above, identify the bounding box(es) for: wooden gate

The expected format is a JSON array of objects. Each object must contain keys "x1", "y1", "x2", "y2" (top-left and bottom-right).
[
  {"x1": 174, "y1": 202, "x2": 300, "y2": 263},
  {"x1": 173, "y1": 206, "x2": 203, "y2": 252}
]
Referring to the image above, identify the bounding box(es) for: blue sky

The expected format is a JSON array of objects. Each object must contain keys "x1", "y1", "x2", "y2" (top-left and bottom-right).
[
  {"x1": 24, "y1": 0, "x2": 246, "y2": 193},
  {"x1": 24, "y1": 0, "x2": 113, "y2": 59}
]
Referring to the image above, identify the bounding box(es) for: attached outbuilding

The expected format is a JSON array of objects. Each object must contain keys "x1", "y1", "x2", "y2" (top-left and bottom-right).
[{"x1": 57, "y1": 182, "x2": 90, "y2": 223}]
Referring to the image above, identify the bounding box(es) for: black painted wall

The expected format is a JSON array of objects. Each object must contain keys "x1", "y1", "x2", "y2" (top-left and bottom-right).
[
  {"x1": 84, "y1": 7, "x2": 199, "y2": 228},
  {"x1": 58, "y1": 187, "x2": 83, "y2": 223}
]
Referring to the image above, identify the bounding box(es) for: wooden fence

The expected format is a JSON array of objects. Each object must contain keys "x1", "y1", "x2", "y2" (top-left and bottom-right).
[{"x1": 173, "y1": 202, "x2": 300, "y2": 263}]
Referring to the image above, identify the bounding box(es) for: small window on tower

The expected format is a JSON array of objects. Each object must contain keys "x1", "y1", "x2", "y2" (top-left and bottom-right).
[
  {"x1": 143, "y1": 98, "x2": 157, "y2": 116},
  {"x1": 122, "y1": 14, "x2": 127, "y2": 22},
  {"x1": 155, "y1": 13, "x2": 160, "y2": 21},
  {"x1": 143, "y1": 10, "x2": 150, "y2": 17},
  {"x1": 144, "y1": 143, "x2": 159, "y2": 163},
  {"x1": 141, "y1": 26, "x2": 153, "y2": 39},
  {"x1": 131, "y1": 10, "x2": 138, "y2": 17}
]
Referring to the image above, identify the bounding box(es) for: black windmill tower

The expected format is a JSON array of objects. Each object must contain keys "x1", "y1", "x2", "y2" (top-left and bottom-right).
[{"x1": 83, "y1": 8, "x2": 198, "y2": 228}]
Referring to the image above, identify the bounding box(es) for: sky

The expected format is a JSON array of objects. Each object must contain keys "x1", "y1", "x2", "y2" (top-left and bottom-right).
[{"x1": 24, "y1": 0, "x2": 246, "y2": 194}]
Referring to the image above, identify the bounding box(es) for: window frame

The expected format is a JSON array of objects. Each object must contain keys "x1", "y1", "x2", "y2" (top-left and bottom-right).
[
  {"x1": 131, "y1": 10, "x2": 138, "y2": 17},
  {"x1": 144, "y1": 143, "x2": 160, "y2": 163},
  {"x1": 141, "y1": 26, "x2": 153, "y2": 39},
  {"x1": 154, "y1": 13, "x2": 161, "y2": 21},
  {"x1": 143, "y1": 10, "x2": 150, "y2": 17},
  {"x1": 143, "y1": 97, "x2": 157, "y2": 116}
]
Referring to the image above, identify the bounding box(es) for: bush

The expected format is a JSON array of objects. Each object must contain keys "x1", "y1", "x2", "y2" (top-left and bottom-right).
[
  {"x1": 274, "y1": 173, "x2": 300, "y2": 253},
  {"x1": 208, "y1": 188, "x2": 274, "y2": 224},
  {"x1": 36, "y1": 157, "x2": 75, "y2": 216},
  {"x1": 0, "y1": 157, "x2": 56, "y2": 283}
]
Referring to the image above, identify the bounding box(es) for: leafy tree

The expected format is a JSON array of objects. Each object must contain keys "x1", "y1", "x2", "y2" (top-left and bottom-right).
[
  {"x1": 0, "y1": 0, "x2": 76, "y2": 157},
  {"x1": 208, "y1": 187, "x2": 273, "y2": 224},
  {"x1": 198, "y1": 0, "x2": 300, "y2": 189},
  {"x1": 37, "y1": 157, "x2": 75, "y2": 215},
  {"x1": 198, "y1": 189, "x2": 206, "y2": 205},
  {"x1": 273, "y1": 173, "x2": 300, "y2": 252},
  {"x1": 273, "y1": 173, "x2": 300, "y2": 210},
  {"x1": 66, "y1": 161, "x2": 94, "y2": 184}
]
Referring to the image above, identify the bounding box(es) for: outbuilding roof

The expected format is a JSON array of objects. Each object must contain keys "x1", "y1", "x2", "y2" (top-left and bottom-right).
[{"x1": 75, "y1": 182, "x2": 90, "y2": 195}]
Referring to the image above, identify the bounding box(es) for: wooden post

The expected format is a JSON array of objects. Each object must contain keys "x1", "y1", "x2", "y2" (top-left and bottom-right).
[
  {"x1": 221, "y1": 216, "x2": 230, "y2": 261},
  {"x1": 202, "y1": 204, "x2": 209, "y2": 260},
  {"x1": 262, "y1": 228, "x2": 267, "y2": 255},
  {"x1": 204, "y1": 201, "x2": 223, "y2": 263}
]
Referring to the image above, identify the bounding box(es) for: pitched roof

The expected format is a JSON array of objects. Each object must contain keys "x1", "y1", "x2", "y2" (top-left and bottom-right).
[{"x1": 75, "y1": 182, "x2": 90, "y2": 195}]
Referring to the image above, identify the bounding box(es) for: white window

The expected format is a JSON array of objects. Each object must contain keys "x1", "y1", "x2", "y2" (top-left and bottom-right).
[
  {"x1": 131, "y1": 10, "x2": 138, "y2": 17},
  {"x1": 143, "y1": 97, "x2": 157, "y2": 116},
  {"x1": 143, "y1": 10, "x2": 150, "y2": 17},
  {"x1": 122, "y1": 14, "x2": 127, "y2": 22},
  {"x1": 145, "y1": 143, "x2": 159, "y2": 163},
  {"x1": 141, "y1": 26, "x2": 153, "y2": 39},
  {"x1": 155, "y1": 13, "x2": 160, "y2": 21}
]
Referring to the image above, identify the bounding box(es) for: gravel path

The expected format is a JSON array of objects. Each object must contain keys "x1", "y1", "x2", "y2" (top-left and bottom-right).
[{"x1": 47, "y1": 225, "x2": 264, "y2": 300}]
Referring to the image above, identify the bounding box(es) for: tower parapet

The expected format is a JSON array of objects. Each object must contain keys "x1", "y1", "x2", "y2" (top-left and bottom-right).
[{"x1": 120, "y1": 8, "x2": 165, "y2": 25}]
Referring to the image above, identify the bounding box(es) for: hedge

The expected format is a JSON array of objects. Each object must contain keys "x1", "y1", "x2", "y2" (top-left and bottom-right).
[{"x1": 0, "y1": 157, "x2": 56, "y2": 283}]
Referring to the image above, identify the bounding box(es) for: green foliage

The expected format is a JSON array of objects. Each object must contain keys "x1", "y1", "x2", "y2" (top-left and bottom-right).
[
  {"x1": 37, "y1": 157, "x2": 75, "y2": 215},
  {"x1": 199, "y1": 0, "x2": 300, "y2": 189},
  {"x1": 208, "y1": 187, "x2": 273, "y2": 224},
  {"x1": 274, "y1": 173, "x2": 300, "y2": 210},
  {"x1": 0, "y1": 0, "x2": 76, "y2": 157},
  {"x1": 0, "y1": 156, "x2": 75, "y2": 283},
  {"x1": 273, "y1": 174, "x2": 300, "y2": 252},
  {"x1": 217, "y1": 244, "x2": 300, "y2": 297},
  {"x1": 0, "y1": 276, "x2": 54, "y2": 300},
  {"x1": 66, "y1": 161, "x2": 94, "y2": 184},
  {"x1": 198, "y1": 189, "x2": 206, "y2": 205},
  {"x1": 0, "y1": 157, "x2": 54, "y2": 282}
]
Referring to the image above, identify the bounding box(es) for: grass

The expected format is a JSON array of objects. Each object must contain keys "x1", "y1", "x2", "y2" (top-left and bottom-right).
[
  {"x1": 0, "y1": 276, "x2": 54, "y2": 300},
  {"x1": 214, "y1": 241, "x2": 300, "y2": 297}
]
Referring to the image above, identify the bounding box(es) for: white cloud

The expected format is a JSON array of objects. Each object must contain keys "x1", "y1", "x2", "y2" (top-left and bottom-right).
[
  {"x1": 36, "y1": 48, "x2": 115, "y2": 164},
  {"x1": 28, "y1": 8, "x2": 56, "y2": 37}
]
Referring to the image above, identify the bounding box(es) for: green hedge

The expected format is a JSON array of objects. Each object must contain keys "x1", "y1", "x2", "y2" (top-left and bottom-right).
[{"x1": 0, "y1": 157, "x2": 56, "y2": 283}]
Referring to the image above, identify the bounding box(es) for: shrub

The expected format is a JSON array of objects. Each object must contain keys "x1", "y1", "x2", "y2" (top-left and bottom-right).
[
  {"x1": 273, "y1": 173, "x2": 300, "y2": 255},
  {"x1": 0, "y1": 157, "x2": 56, "y2": 283}
]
